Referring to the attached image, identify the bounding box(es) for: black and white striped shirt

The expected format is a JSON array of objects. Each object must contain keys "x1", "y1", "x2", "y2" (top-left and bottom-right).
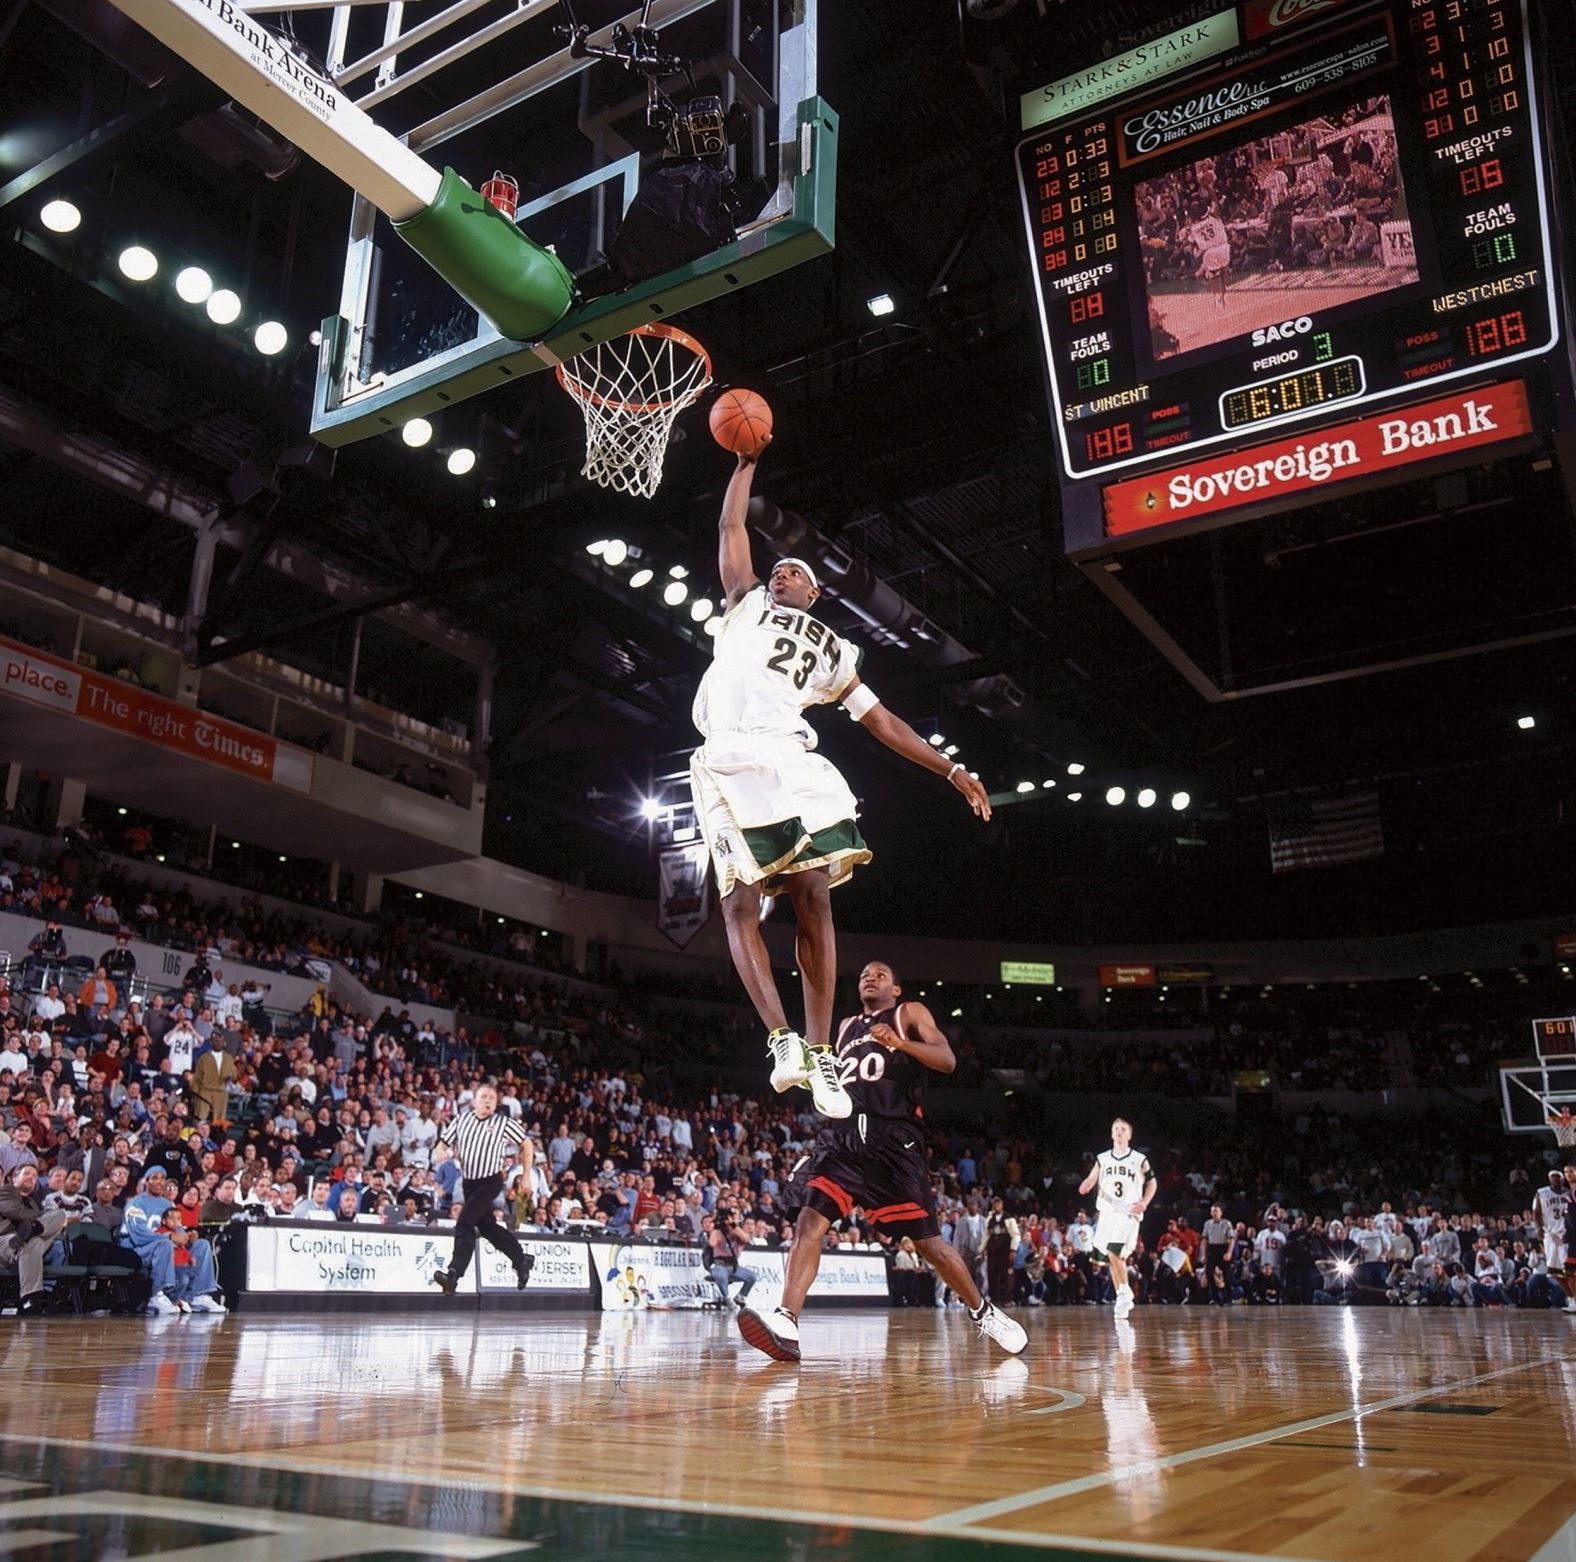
[{"x1": 440, "y1": 1107, "x2": 528, "y2": 1179}]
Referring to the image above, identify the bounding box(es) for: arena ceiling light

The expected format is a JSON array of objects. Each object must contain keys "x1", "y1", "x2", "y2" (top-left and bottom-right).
[
  {"x1": 1067, "y1": 792, "x2": 1083, "y2": 802},
  {"x1": 690, "y1": 597, "x2": 714, "y2": 622},
  {"x1": 446, "y1": 448, "x2": 477, "y2": 476},
  {"x1": 1517, "y1": 715, "x2": 1536, "y2": 729},
  {"x1": 663, "y1": 580, "x2": 688, "y2": 607},
  {"x1": 253, "y1": 320, "x2": 288, "y2": 356},
  {"x1": 1041, "y1": 779, "x2": 1056, "y2": 789},
  {"x1": 1171, "y1": 791, "x2": 1191, "y2": 811},
  {"x1": 40, "y1": 198, "x2": 81, "y2": 233},
  {"x1": 1015, "y1": 781, "x2": 1035, "y2": 793},
  {"x1": 1105, "y1": 786, "x2": 1125, "y2": 806},
  {"x1": 639, "y1": 798, "x2": 661, "y2": 821},
  {"x1": 602, "y1": 539, "x2": 629, "y2": 567},
  {"x1": 175, "y1": 266, "x2": 212, "y2": 304},
  {"x1": 118, "y1": 245, "x2": 158, "y2": 282},
  {"x1": 1137, "y1": 788, "x2": 1157, "y2": 808},
  {"x1": 628, "y1": 568, "x2": 654, "y2": 588},
  {"x1": 1067, "y1": 762, "x2": 1085, "y2": 775},
  {"x1": 206, "y1": 288, "x2": 242, "y2": 324},
  {"x1": 586, "y1": 540, "x2": 608, "y2": 556},
  {"x1": 927, "y1": 734, "x2": 945, "y2": 747},
  {"x1": 401, "y1": 417, "x2": 433, "y2": 448},
  {"x1": 943, "y1": 743, "x2": 959, "y2": 757},
  {"x1": 867, "y1": 293, "x2": 895, "y2": 317},
  {"x1": 669, "y1": 564, "x2": 688, "y2": 579},
  {"x1": 705, "y1": 616, "x2": 723, "y2": 636}
]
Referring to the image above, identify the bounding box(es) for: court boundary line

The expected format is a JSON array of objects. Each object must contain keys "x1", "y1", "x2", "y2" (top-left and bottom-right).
[
  {"x1": 0, "y1": 1430, "x2": 1329, "y2": 1562},
  {"x1": 1532, "y1": 1513, "x2": 1576, "y2": 1562},
  {"x1": 925, "y1": 1348, "x2": 1576, "y2": 1531}
]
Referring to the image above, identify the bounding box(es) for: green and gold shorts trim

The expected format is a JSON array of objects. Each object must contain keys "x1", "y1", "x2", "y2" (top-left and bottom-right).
[{"x1": 744, "y1": 817, "x2": 872, "y2": 895}]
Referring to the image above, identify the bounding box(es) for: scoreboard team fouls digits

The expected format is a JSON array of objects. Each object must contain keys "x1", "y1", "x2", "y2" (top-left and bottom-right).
[{"x1": 1014, "y1": 0, "x2": 1559, "y2": 494}]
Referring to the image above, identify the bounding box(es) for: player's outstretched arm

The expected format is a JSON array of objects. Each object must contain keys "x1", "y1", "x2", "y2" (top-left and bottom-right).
[
  {"x1": 718, "y1": 452, "x2": 764, "y2": 608},
  {"x1": 1078, "y1": 1168, "x2": 1099, "y2": 1196},
  {"x1": 868, "y1": 1003, "x2": 954, "y2": 1074},
  {"x1": 849, "y1": 689, "x2": 992, "y2": 821}
]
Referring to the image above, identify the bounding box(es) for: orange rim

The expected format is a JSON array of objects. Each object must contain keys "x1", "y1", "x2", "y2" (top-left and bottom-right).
[{"x1": 555, "y1": 322, "x2": 713, "y2": 415}]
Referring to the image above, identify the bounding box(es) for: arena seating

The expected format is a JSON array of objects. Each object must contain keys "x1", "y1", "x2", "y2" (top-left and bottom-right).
[{"x1": 3, "y1": 818, "x2": 1568, "y2": 1315}]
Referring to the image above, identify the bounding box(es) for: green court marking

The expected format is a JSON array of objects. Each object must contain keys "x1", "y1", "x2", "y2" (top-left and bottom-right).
[{"x1": 0, "y1": 1436, "x2": 1154, "y2": 1562}]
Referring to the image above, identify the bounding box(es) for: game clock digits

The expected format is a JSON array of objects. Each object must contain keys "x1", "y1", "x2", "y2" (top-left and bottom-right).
[{"x1": 1015, "y1": 0, "x2": 1559, "y2": 488}]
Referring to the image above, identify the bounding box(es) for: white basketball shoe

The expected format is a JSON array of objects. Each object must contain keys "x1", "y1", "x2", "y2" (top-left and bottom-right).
[
  {"x1": 972, "y1": 1302, "x2": 1028, "y2": 1356},
  {"x1": 805, "y1": 1046, "x2": 853, "y2": 1119},
  {"x1": 767, "y1": 1029, "x2": 811, "y2": 1093}
]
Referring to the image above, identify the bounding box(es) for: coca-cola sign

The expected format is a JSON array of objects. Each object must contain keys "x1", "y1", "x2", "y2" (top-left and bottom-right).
[{"x1": 1244, "y1": 0, "x2": 1352, "y2": 40}]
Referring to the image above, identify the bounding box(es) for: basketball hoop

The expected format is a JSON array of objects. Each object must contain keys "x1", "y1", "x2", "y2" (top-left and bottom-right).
[{"x1": 556, "y1": 322, "x2": 712, "y2": 498}]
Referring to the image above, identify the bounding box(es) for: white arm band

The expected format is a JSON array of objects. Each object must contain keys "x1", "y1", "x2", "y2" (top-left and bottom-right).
[{"x1": 843, "y1": 682, "x2": 881, "y2": 720}]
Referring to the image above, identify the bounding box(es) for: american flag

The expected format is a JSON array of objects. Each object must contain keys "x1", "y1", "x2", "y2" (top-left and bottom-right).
[{"x1": 1268, "y1": 792, "x2": 1383, "y2": 874}]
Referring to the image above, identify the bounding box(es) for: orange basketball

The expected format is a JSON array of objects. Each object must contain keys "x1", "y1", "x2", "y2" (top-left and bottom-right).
[{"x1": 709, "y1": 388, "x2": 773, "y2": 456}]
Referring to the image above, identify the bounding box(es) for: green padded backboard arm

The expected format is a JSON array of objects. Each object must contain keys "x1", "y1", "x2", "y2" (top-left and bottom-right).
[{"x1": 394, "y1": 167, "x2": 575, "y2": 343}]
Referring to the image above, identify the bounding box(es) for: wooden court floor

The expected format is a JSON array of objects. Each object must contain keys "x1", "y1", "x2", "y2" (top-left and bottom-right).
[{"x1": 2, "y1": 1307, "x2": 1574, "y2": 1561}]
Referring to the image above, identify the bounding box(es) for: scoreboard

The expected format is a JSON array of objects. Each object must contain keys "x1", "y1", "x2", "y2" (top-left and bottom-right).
[{"x1": 1013, "y1": 0, "x2": 1563, "y2": 552}]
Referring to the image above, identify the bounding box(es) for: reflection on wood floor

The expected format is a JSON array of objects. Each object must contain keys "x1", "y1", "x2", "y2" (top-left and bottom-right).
[{"x1": 2, "y1": 1308, "x2": 1574, "y2": 1561}]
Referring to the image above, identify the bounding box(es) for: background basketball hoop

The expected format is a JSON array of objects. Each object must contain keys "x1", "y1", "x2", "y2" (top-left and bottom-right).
[{"x1": 555, "y1": 323, "x2": 713, "y2": 499}]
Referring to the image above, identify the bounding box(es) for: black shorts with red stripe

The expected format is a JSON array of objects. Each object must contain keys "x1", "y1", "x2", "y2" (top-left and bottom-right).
[{"x1": 784, "y1": 1117, "x2": 939, "y2": 1240}]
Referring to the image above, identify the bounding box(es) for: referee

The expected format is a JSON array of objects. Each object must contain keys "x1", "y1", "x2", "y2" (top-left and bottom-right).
[{"x1": 432, "y1": 1084, "x2": 535, "y2": 1294}]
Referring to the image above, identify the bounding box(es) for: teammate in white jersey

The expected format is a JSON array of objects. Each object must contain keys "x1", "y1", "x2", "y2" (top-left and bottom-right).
[
  {"x1": 1077, "y1": 1118, "x2": 1155, "y2": 1321},
  {"x1": 693, "y1": 451, "x2": 992, "y2": 1117},
  {"x1": 1535, "y1": 1169, "x2": 1569, "y2": 1274}
]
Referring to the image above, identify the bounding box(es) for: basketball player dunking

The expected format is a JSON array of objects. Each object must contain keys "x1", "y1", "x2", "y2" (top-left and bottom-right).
[
  {"x1": 737, "y1": 961, "x2": 1026, "y2": 1361},
  {"x1": 1078, "y1": 1118, "x2": 1156, "y2": 1322},
  {"x1": 692, "y1": 454, "x2": 992, "y2": 1119}
]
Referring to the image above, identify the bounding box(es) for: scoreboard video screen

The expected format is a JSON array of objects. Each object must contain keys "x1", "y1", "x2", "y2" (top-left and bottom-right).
[{"x1": 1014, "y1": 0, "x2": 1561, "y2": 533}]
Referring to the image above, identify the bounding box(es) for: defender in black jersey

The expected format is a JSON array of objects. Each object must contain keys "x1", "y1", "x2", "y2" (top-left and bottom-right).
[{"x1": 738, "y1": 962, "x2": 1026, "y2": 1361}]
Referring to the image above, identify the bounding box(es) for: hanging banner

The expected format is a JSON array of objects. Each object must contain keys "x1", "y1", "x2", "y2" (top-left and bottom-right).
[
  {"x1": 657, "y1": 842, "x2": 711, "y2": 948},
  {"x1": 1099, "y1": 964, "x2": 1156, "y2": 987}
]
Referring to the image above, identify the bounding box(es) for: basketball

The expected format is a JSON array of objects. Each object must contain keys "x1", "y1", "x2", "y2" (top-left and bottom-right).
[{"x1": 709, "y1": 388, "x2": 773, "y2": 456}]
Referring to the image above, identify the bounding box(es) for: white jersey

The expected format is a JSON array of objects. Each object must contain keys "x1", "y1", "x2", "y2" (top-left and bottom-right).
[
  {"x1": 1537, "y1": 1184, "x2": 1569, "y2": 1234},
  {"x1": 693, "y1": 585, "x2": 860, "y2": 747},
  {"x1": 1094, "y1": 1150, "x2": 1151, "y2": 1216},
  {"x1": 1189, "y1": 216, "x2": 1227, "y2": 253}
]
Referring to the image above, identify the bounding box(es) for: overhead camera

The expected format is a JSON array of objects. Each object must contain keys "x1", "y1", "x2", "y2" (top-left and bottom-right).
[
  {"x1": 556, "y1": 0, "x2": 771, "y2": 291},
  {"x1": 555, "y1": 0, "x2": 750, "y2": 163}
]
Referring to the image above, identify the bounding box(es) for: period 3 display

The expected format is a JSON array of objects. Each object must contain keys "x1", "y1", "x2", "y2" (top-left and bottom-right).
[{"x1": 1014, "y1": 0, "x2": 1558, "y2": 496}]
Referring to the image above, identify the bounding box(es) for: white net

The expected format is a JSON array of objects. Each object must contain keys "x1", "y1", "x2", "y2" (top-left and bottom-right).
[{"x1": 556, "y1": 324, "x2": 712, "y2": 499}]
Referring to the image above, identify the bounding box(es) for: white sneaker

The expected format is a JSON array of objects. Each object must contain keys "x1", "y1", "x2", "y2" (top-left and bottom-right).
[
  {"x1": 1114, "y1": 1288, "x2": 1134, "y2": 1320},
  {"x1": 175, "y1": 1298, "x2": 192, "y2": 1314},
  {"x1": 767, "y1": 1030, "x2": 811, "y2": 1094},
  {"x1": 146, "y1": 1292, "x2": 180, "y2": 1316},
  {"x1": 189, "y1": 1293, "x2": 227, "y2": 1314},
  {"x1": 1027, "y1": 1295, "x2": 1044, "y2": 1307},
  {"x1": 973, "y1": 1302, "x2": 1028, "y2": 1356},
  {"x1": 805, "y1": 1046, "x2": 852, "y2": 1119},
  {"x1": 738, "y1": 1304, "x2": 801, "y2": 1362}
]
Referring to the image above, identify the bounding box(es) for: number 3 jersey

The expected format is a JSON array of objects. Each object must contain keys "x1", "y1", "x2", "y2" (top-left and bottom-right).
[
  {"x1": 833, "y1": 1004, "x2": 928, "y2": 1125},
  {"x1": 692, "y1": 584, "x2": 862, "y2": 747},
  {"x1": 1095, "y1": 1149, "x2": 1151, "y2": 1215}
]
